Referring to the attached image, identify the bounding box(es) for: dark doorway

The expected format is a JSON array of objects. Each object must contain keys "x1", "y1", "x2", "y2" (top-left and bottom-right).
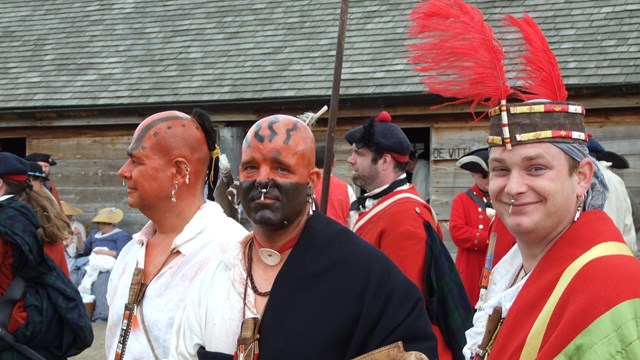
[{"x1": 0, "y1": 137, "x2": 26, "y2": 156}]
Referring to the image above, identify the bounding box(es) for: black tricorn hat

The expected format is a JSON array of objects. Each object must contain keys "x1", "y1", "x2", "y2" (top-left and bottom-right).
[
  {"x1": 24, "y1": 152, "x2": 57, "y2": 166},
  {"x1": 455, "y1": 147, "x2": 489, "y2": 174}
]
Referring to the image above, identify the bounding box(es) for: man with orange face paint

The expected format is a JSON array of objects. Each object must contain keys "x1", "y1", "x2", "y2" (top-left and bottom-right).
[
  {"x1": 106, "y1": 110, "x2": 248, "y2": 360},
  {"x1": 171, "y1": 114, "x2": 437, "y2": 360}
]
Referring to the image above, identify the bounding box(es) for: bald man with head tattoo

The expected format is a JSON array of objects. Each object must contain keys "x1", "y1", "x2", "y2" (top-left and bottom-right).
[
  {"x1": 170, "y1": 114, "x2": 437, "y2": 360},
  {"x1": 105, "y1": 111, "x2": 248, "y2": 360}
]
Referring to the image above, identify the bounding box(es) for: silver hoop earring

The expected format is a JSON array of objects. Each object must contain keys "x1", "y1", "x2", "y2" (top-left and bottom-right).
[
  {"x1": 184, "y1": 165, "x2": 190, "y2": 184},
  {"x1": 171, "y1": 180, "x2": 178, "y2": 203}
]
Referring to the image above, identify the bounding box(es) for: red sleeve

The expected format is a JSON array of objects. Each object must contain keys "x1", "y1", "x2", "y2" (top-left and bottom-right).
[
  {"x1": 379, "y1": 219, "x2": 427, "y2": 293},
  {"x1": 1, "y1": 238, "x2": 27, "y2": 332},
  {"x1": 43, "y1": 241, "x2": 70, "y2": 278},
  {"x1": 449, "y1": 193, "x2": 489, "y2": 252}
]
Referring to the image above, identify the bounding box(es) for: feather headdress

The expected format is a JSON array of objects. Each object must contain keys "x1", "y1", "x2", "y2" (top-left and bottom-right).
[
  {"x1": 408, "y1": 0, "x2": 517, "y2": 116},
  {"x1": 192, "y1": 108, "x2": 220, "y2": 201},
  {"x1": 502, "y1": 13, "x2": 568, "y2": 102}
]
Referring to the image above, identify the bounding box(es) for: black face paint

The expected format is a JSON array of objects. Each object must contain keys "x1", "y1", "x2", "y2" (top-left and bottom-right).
[
  {"x1": 246, "y1": 116, "x2": 300, "y2": 148},
  {"x1": 284, "y1": 121, "x2": 299, "y2": 145},
  {"x1": 239, "y1": 178, "x2": 308, "y2": 230}
]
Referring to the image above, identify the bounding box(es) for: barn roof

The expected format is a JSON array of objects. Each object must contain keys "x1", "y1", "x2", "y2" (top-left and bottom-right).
[{"x1": 0, "y1": 0, "x2": 638, "y2": 109}]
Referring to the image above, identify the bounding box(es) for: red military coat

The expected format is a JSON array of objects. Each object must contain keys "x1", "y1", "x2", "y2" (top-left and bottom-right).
[
  {"x1": 449, "y1": 185, "x2": 491, "y2": 305},
  {"x1": 352, "y1": 185, "x2": 453, "y2": 360},
  {"x1": 314, "y1": 174, "x2": 353, "y2": 227}
]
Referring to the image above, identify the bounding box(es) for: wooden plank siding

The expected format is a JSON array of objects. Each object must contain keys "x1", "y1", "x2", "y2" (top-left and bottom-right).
[
  {"x1": 7, "y1": 105, "x2": 640, "y2": 235},
  {"x1": 25, "y1": 129, "x2": 144, "y2": 235}
]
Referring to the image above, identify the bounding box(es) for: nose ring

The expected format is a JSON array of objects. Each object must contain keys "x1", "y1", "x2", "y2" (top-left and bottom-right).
[
  {"x1": 257, "y1": 184, "x2": 271, "y2": 201},
  {"x1": 509, "y1": 198, "x2": 515, "y2": 214}
]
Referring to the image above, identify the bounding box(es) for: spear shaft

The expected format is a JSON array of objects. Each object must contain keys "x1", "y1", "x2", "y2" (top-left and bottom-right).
[{"x1": 320, "y1": 0, "x2": 349, "y2": 214}]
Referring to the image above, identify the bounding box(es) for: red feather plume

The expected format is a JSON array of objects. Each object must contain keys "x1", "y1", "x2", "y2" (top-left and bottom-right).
[
  {"x1": 502, "y1": 14, "x2": 568, "y2": 102},
  {"x1": 408, "y1": 0, "x2": 516, "y2": 117}
]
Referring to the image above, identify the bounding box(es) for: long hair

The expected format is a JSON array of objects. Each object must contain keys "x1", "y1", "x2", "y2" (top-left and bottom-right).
[{"x1": 14, "y1": 184, "x2": 72, "y2": 244}]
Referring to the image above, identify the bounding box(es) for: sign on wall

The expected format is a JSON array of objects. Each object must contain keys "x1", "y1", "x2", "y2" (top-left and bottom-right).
[{"x1": 431, "y1": 146, "x2": 471, "y2": 160}]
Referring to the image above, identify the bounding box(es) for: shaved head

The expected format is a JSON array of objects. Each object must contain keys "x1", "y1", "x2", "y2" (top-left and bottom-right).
[
  {"x1": 120, "y1": 110, "x2": 213, "y2": 215},
  {"x1": 129, "y1": 111, "x2": 209, "y2": 180},
  {"x1": 243, "y1": 114, "x2": 316, "y2": 172},
  {"x1": 239, "y1": 114, "x2": 320, "y2": 230}
]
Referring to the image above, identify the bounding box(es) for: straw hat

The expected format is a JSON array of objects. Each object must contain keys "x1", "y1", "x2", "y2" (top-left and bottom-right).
[
  {"x1": 61, "y1": 201, "x2": 84, "y2": 216},
  {"x1": 91, "y1": 207, "x2": 124, "y2": 224}
]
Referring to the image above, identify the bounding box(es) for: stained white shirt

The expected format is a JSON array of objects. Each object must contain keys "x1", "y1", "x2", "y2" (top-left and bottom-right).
[
  {"x1": 105, "y1": 201, "x2": 248, "y2": 360},
  {"x1": 170, "y1": 237, "x2": 256, "y2": 359}
]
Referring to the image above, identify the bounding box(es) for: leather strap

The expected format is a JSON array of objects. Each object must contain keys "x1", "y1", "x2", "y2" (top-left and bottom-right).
[
  {"x1": 0, "y1": 276, "x2": 27, "y2": 329},
  {"x1": 465, "y1": 189, "x2": 489, "y2": 210},
  {"x1": 353, "y1": 192, "x2": 436, "y2": 233}
]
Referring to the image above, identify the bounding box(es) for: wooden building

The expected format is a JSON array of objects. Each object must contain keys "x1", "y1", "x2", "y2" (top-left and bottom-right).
[{"x1": 0, "y1": 0, "x2": 638, "y2": 235}]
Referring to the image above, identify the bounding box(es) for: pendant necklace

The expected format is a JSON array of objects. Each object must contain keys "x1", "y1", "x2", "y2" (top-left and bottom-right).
[{"x1": 253, "y1": 235, "x2": 299, "y2": 266}]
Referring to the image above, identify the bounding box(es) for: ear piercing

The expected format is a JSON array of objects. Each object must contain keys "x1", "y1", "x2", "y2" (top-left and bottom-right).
[{"x1": 184, "y1": 164, "x2": 190, "y2": 184}]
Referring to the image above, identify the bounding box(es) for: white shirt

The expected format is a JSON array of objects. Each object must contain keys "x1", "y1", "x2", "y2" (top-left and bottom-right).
[
  {"x1": 66, "y1": 220, "x2": 86, "y2": 258},
  {"x1": 463, "y1": 244, "x2": 531, "y2": 359},
  {"x1": 105, "y1": 201, "x2": 248, "y2": 360},
  {"x1": 412, "y1": 158, "x2": 430, "y2": 201},
  {"x1": 599, "y1": 161, "x2": 637, "y2": 254},
  {"x1": 170, "y1": 237, "x2": 256, "y2": 359},
  {"x1": 348, "y1": 174, "x2": 410, "y2": 229}
]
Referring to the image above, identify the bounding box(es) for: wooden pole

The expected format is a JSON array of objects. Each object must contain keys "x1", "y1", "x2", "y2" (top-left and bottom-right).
[{"x1": 320, "y1": 0, "x2": 349, "y2": 214}]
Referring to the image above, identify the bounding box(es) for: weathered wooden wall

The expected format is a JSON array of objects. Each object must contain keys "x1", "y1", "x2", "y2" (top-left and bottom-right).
[
  {"x1": 6, "y1": 105, "x2": 639, "y2": 236},
  {"x1": 24, "y1": 128, "x2": 144, "y2": 236}
]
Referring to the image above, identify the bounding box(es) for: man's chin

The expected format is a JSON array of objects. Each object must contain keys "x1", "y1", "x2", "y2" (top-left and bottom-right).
[
  {"x1": 126, "y1": 197, "x2": 140, "y2": 210},
  {"x1": 252, "y1": 218, "x2": 288, "y2": 231},
  {"x1": 250, "y1": 210, "x2": 293, "y2": 229}
]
